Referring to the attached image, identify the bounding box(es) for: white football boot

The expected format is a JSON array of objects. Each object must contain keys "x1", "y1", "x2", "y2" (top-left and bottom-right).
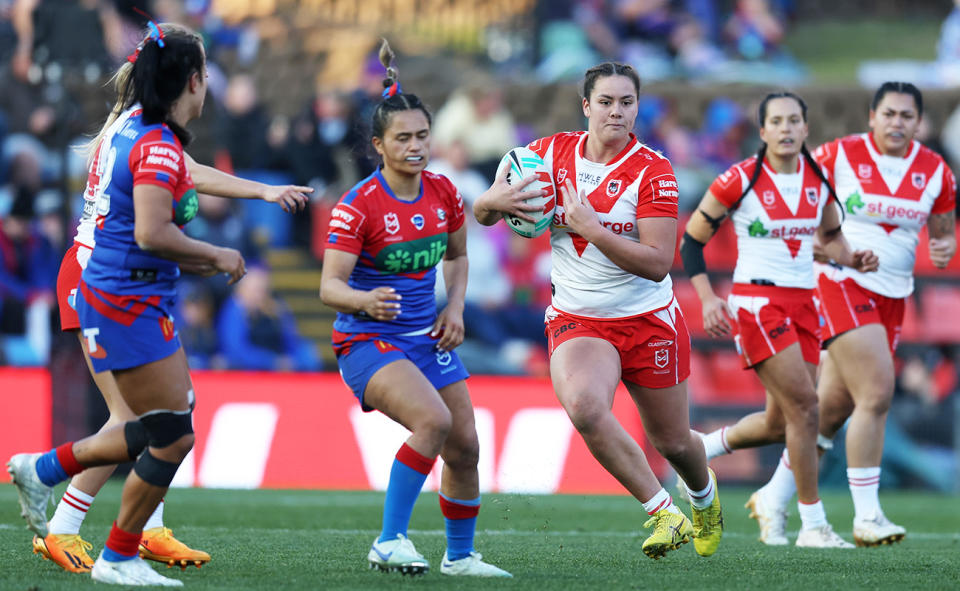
[
  {"x1": 367, "y1": 534, "x2": 429, "y2": 575},
  {"x1": 6, "y1": 453, "x2": 53, "y2": 537},
  {"x1": 853, "y1": 514, "x2": 906, "y2": 547},
  {"x1": 745, "y1": 490, "x2": 788, "y2": 546},
  {"x1": 91, "y1": 555, "x2": 183, "y2": 586},
  {"x1": 440, "y1": 551, "x2": 512, "y2": 577},
  {"x1": 795, "y1": 524, "x2": 854, "y2": 548}
]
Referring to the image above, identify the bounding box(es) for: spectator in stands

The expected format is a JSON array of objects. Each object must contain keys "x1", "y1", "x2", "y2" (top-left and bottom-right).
[
  {"x1": 697, "y1": 97, "x2": 750, "y2": 174},
  {"x1": 433, "y1": 78, "x2": 519, "y2": 181},
  {"x1": 176, "y1": 281, "x2": 224, "y2": 370},
  {"x1": 0, "y1": 187, "x2": 58, "y2": 365},
  {"x1": 723, "y1": 0, "x2": 785, "y2": 60},
  {"x1": 216, "y1": 73, "x2": 276, "y2": 172},
  {"x1": 217, "y1": 265, "x2": 319, "y2": 371}
]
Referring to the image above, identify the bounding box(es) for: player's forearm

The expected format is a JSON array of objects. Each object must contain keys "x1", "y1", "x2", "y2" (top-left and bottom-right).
[
  {"x1": 441, "y1": 255, "x2": 468, "y2": 308},
  {"x1": 185, "y1": 155, "x2": 265, "y2": 200},
  {"x1": 590, "y1": 230, "x2": 672, "y2": 282},
  {"x1": 817, "y1": 229, "x2": 855, "y2": 267},
  {"x1": 319, "y1": 277, "x2": 365, "y2": 314},
  {"x1": 472, "y1": 193, "x2": 505, "y2": 226},
  {"x1": 135, "y1": 221, "x2": 221, "y2": 266}
]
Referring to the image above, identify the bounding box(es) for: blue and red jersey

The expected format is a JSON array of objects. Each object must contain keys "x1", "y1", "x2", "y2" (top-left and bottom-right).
[
  {"x1": 326, "y1": 168, "x2": 465, "y2": 334},
  {"x1": 81, "y1": 107, "x2": 198, "y2": 297}
]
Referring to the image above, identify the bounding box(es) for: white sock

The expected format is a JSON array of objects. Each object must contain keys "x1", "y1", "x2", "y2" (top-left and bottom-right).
[
  {"x1": 143, "y1": 499, "x2": 165, "y2": 531},
  {"x1": 760, "y1": 449, "x2": 797, "y2": 510},
  {"x1": 642, "y1": 488, "x2": 680, "y2": 515},
  {"x1": 47, "y1": 484, "x2": 94, "y2": 535},
  {"x1": 702, "y1": 427, "x2": 732, "y2": 460},
  {"x1": 685, "y1": 474, "x2": 715, "y2": 510},
  {"x1": 797, "y1": 499, "x2": 828, "y2": 530},
  {"x1": 847, "y1": 467, "x2": 882, "y2": 521}
]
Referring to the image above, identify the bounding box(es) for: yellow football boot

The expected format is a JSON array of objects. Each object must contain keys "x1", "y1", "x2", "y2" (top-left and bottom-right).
[
  {"x1": 690, "y1": 468, "x2": 724, "y2": 557},
  {"x1": 139, "y1": 527, "x2": 211, "y2": 570},
  {"x1": 641, "y1": 509, "x2": 693, "y2": 560},
  {"x1": 33, "y1": 533, "x2": 94, "y2": 573}
]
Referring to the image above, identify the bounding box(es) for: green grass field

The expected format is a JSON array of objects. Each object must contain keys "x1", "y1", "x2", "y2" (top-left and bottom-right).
[{"x1": 2, "y1": 482, "x2": 958, "y2": 590}]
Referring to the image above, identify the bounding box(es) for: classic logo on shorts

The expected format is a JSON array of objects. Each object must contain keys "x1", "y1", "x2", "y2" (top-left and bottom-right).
[
  {"x1": 384, "y1": 212, "x2": 400, "y2": 235},
  {"x1": 606, "y1": 179, "x2": 621, "y2": 197},
  {"x1": 159, "y1": 316, "x2": 175, "y2": 341},
  {"x1": 411, "y1": 213, "x2": 425, "y2": 230},
  {"x1": 654, "y1": 349, "x2": 669, "y2": 368},
  {"x1": 912, "y1": 172, "x2": 926, "y2": 189}
]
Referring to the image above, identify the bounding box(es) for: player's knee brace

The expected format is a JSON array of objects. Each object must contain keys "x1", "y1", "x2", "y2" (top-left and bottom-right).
[
  {"x1": 139, "y1": 409, "x2": 194, "y2": 448},
  {"x1": 124, "y1": 420, "x2": 148, "y2": 460},
  {"x1": 133, "y1": 449, "x2": 181, "y2": 487}
]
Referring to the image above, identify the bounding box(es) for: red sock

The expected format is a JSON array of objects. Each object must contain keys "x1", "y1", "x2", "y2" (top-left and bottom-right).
[
  {"x1": 55, "y1": 443, "x2": 85, "y2": 478},
  {"x1": 105, "y1": 522, "x2": 142, "y2": 558}
]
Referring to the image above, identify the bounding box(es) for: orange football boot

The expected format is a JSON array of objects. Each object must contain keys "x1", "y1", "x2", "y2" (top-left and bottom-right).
[
  {"x1": 33, "y1": 533, "x2": 94, "y2": 573},
  {"x1": 139, "y1": 527, "x2": 211, "y2": 570}
]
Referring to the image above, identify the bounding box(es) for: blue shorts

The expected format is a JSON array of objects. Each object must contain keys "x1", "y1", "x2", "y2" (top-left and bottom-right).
[
  {"x1": 75, "y1": 280, "x2": 181, "y2": 373},
  {"x1": 333, "y1": 330, "x2": 470, "y2": 411}
]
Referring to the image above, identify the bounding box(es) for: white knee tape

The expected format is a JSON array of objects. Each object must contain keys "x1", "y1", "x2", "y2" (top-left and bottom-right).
[{"x1": 816, "y1": 434, "x2": 834, "y2": 451}]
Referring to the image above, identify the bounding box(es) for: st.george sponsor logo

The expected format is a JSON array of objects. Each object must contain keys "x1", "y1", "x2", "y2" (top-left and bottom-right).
[
  {"x1": 864, "y1": 201, "x2": 929, "y2": 225},
  {"x1": 768, "y1": 225, "x2": 817, "y2": 239},
  {"x1": 552, "y1": 211, "x2": 635, "y2": 234}
]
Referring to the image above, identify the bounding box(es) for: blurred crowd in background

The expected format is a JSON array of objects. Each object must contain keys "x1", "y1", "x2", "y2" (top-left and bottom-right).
[{"x1": 1, "y1": 0, "x2": 959, "y2": 488}]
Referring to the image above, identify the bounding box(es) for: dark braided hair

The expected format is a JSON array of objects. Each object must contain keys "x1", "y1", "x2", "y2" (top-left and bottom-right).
[
  {"x1": 871, "y1": 81, "x2": 923, "y2": 116},
  {"x1": 370, "y1": 39, "x2": 432, "y2": 140},
  {"x1": 699, "y1": 92, "x2": 843, "y2": 232},
  {"x1": 581, "y1": 62, "x2": 641, "y2": 101}
]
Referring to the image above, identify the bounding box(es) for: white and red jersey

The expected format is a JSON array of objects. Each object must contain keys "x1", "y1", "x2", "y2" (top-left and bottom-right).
[
  {"x1": 709, "y1": 155, "x2": 830, "y2": 289},
  {"x1": 814, "y1": 134, "x2": 956, "y2": 298},
  {"x1": 74, "y1": 107, "x2": 138, "y2": 250},
  {"x1": 528, "y1": 132, "x2": 678, "y2": 319}
]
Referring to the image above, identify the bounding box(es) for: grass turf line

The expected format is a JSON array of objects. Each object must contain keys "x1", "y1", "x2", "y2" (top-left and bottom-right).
[{"x1": 2, "y1": 483, "x2": 958, "y2": 590}]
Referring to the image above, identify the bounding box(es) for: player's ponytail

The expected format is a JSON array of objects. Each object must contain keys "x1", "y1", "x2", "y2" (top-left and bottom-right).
[
  {"x1": 83, "y1": 60, "x2": 134, "y2": 165},
  {"x1": 370, "y1": 39, "x2": 432, "y2": 140}
]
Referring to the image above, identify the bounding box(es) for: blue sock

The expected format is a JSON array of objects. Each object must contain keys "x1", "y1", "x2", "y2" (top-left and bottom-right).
[
  {"x1": 439, "y1": 493, "x2": 480, "y2": 561},
  {"x1": 101, "y1": 546, "x2": 137, "y2": 562},
  {"x1": 35, "y1": 449, "x2": 68, "y2": 487},
  {"x1": 379, "y1": 444, "x2": 433, "y2": 543}
]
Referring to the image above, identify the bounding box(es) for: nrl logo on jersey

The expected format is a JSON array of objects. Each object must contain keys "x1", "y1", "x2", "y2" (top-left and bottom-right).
[
  {"x1": 556, "y1": 168, "x2": 568, "y2": 184},
  {"x1": 805, "y1": 187, "x2": 819, "y2": 206},
  {"x1": 912, "y1": 172, "x2": 926, "y2": 189},
  {"x1": 606, "y1": 179, "x2": 621, "y2": 197},
  {"x1": 858, "y1": 164, "x2": 872, "y2": 179},
  {"x1": 762, "y1": 190, "x2": 776, "y2": 207},
  {"x1": 384, "y1": 212, "x2": 400, "y2": 235}
]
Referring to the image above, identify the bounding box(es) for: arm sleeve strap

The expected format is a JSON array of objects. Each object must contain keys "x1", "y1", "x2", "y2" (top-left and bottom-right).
[{"x1": 680, "y1": 232, "x2": 708, "y2": 278}]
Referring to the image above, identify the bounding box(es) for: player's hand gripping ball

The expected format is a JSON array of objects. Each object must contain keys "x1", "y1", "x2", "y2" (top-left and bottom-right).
[{"x1": 498, "y1": 147, "x2": 555, "y2": 238}]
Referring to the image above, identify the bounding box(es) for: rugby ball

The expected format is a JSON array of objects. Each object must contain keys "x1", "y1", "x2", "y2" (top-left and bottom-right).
[{"x1": 498, "y1": 146, "x2": 555, "y2": 238}]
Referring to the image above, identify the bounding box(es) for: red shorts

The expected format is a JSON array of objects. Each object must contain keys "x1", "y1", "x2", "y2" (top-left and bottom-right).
[
  {"x1": 816, "y1": 274, "x2": 904, "y2": 355},
  {"x1": 56, "y1": 242, "x2": 91, "y2": 332},
  {"x1": 545, "y1": 298, "x2": 691, "y2": 389},
  {"x1": 727, "y1": 284, "x2": 820, "y2": 368}
]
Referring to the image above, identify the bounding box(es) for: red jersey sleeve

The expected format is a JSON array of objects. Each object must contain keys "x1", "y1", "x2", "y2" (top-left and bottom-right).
[
  {"x1": 636, "y1": 157, "x2": 679, "y2": 219},
  {"x1": 708, "y1": 163, "x2": 745, "y2": 208},
  {"x1": 128, "y1": 132, "x2": 184, "y2": 194},
  {"x1": 437, "y1": 175, "x2": 465, "y2": 234},
  {"x1": 932, "y1": 164, "x2": 958, "y2": 215},
  {"x1": 813, "y1": 138, "x2": 841, "y2": 177},
  {"x1": 325, "y1": 195, "x2": 368, "y2": 256}
]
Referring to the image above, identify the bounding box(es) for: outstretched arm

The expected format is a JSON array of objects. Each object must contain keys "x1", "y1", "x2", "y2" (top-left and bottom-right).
[{"x1": 184, "y1": 153, "x2": 312, "y2": 212}]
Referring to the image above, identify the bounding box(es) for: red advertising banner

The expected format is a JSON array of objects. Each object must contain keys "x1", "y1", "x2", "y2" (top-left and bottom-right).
[
  {"x1": 0, "y1": 368, "x2": 52, "y2": 483},
  {"x1": 168, "y1": 371, "x2": 669, "y2": 494}
]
